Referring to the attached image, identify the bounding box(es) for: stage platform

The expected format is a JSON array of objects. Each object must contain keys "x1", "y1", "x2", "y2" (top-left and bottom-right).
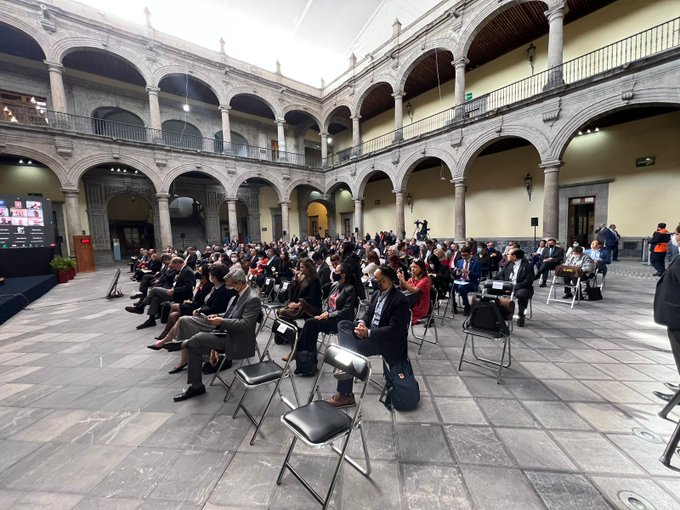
[{"x1": 0, "y1": 275, "x2": 57, "y2": 325}]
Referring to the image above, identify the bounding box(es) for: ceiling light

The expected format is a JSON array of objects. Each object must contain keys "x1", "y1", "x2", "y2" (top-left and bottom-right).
[
  {"x1": 586, "y1": 129, "x2": 591, "y2": 134},
  {"x1": 2, "y1": 106, "x2": 9, "y2": 112},
  {"x1": 182, "y1": 104, "x2": 190, "y2": 112},
  {"x1": 595, "y1": 127, "x2": 600, "y2": 132},
  {"x1": 110, "y1": 168, "x2": 114, "y2": 172},
  {"x1": 134, "y1": 170, "x2": 139, "y2": 174},
  {"x1": 326, "y1": 137, "x2": 333, "y2": 144},
  {"x1": 19, "y1": 159, "x2": 24, "y2": 164},
  {"x1": 122, "y1": 169, "x2": 127, "y2": 173},
  {"x1": 577, "y1": 131, "x2": 583, "y2": 136},
  {"x1": 30, "y1": 97, "x2": 36, "y2": 104},
  {"x1": 27, "y1": 160, "x2": 32, "y2": 165},
  {"x1": 117, "y1": 168, "x2": 121, "y2": 172}
]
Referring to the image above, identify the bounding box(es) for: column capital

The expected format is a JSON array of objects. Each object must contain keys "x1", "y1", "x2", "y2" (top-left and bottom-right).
[
  {"x1": 43, "y1": 60, "x2": 64, "y2": 72},
  {"x1": 60, "y1": 187, "x2": 80, "y2": 197},
  {"x1": 452, "y1": 179, "x2": 466, "y2": 188},
  {"x1": 226, "y1": 197, "x2": 238, "y2": 203},
  {"x1": 351, "y1": 114, "x2": 361, "y2": 121},
  {"x1": 279, "y1": 200, "x2": 290, "y2": 206},
  {"x1": 451, "y1": 57, "x2": 469, "y2": 70},
  {"x1": 320, "y1": 131, "x2": 328, "y2": 138},
  {"x1": 539, "y1": 160, "x2": 563, "y2": 172},
  {"x1": 145, "y1": 86, "x2": 160, "y2": 95},
  {"x1": 156, "y1": 192, "x2": 171, "y2": 201},
  {"x1": 353, "y1": 197, "x2": 364, "y2": 203},
  {"x1": 392, "y1": 189, "x2": 406, "y2": 196},
  {"x1": 545, "y1": 4, "x2": 567, "y2": 23},
  {"x1": 392, "y1": 90, "x2": 406, "y2": 100},
  {"x1": 219, "y1": 104, "x2": 232, "y2": 113},
  {"x1": 275, "y1": 118, "x2": 286, "y2": 127}
]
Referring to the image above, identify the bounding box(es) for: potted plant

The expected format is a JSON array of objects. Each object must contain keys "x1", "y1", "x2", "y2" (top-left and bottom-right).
[
  {"x1": 49, "y1": 256, "x2": 70, "y2": 284},
  {"x1": 66, "y1": 258, "x2": 77, "y2": 280}
]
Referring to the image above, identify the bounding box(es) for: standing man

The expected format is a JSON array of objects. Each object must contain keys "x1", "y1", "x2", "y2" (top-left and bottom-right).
[
  {"x1": 608, "y1": 224, "x2": 621, "y2": 261},
  {"x1": 650, "y1": 222, "x2": 672, "y2": 276}
]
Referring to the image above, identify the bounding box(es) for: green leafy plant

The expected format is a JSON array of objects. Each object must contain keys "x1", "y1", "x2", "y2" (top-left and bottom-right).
[{"x1": 49, "y1": 256, "x2": 71, "y2": 272}]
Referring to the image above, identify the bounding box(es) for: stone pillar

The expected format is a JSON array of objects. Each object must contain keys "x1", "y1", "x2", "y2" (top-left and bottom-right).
[
  {"x1": 44, "y1": 60, "x2": 67, "y2": 113},
  {"x1": 146, "y1": 86, "x2": 162, "y2": 130},
  {"x1": 454, "y1": 180, "x2": 466, "y2": 241},
  {"x1": 354, "y1": 198, "x2": 363, "y2": 237},
  {"x1": 219, "y1": 105, "x2": 232, "y2": 151},
  {"x1": 227, "y1": 199, "x2": 238, "y2": 242},
  {"x1": 393, "y1": 90, "x2": 405, "y2": 141},
  {"x1": 60, "y1": 188, "x2": 82, "y2": 255},
  {"x1": 394, "y1": 190, "x2": 405, "y2": 239},
  {"x1": 545, "y1": 4, "x2": 566, "y2": 87},
  {"x1": 320, "y1": 132, "x2": 328, "y2": 165},
  {"x1": 453, "y1": 57, "x2": 469, "y2": 116},
  {"x1": 541, "y1": 161, "x2": 562, "y2": 239},
  {"x1": 351, "y1": 114, "x2": 361, "y2": 157},
  {"x1": 156, "y1": 193, "x2": 173, "y2": 249},
  {"x1": 280, "y1": 201, "x2": 290, "y2": 240},
  {"x1": 276, "y1": 119, "x2": 287, "y2": 161}
]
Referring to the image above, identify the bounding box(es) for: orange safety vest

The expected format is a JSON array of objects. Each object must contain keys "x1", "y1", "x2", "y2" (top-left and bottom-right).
[{"x1": 653, "y1": 228, "x2": 670, "y2": 253}]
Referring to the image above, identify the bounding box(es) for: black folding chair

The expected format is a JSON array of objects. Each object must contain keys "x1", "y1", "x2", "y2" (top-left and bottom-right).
[
  {"x1": 276, "y1": 345, "x2": 372, "y2": 509},
  {"x1": 409, "y1": 287, "x2": 439, "y2": 354}
]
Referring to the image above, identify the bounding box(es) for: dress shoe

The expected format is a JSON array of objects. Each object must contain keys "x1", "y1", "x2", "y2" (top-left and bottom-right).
[
  {"x1": 664, "y1": 383, "x2": 680, "y2": 392},
  {"x1": 653, "y1": 272, "x2": 664, "y2": 277},
  {"x1": 147, "y1": 343, "x2": 163, "y2": 351},
  {"x1": 517, "y1": 316, "x2": 525, "y2": 327},
  {"x1": 130, "y1": 292, "x2": 143, "y2": 299},
  {"x1": 463, "y1": 305, "x2": 470, "y2": 316},
  {"x1": 125, "y1": 305, "x2": 144, "y2": 314},
  {"x1": 136, "y1": 317, "x2": 157, "y2": 329},
  {"x1": 562, "y1": 292, "x2": 573, "y2": 299},
  {"x1": 653, "y1": 391, "x2": 673, "y2": 402},
  {"x1": 154, "y1": 334, "x2": 165, "y2": 340},
  {"x1": 173, "y1": 384, "x2": 206, "y2": 402},
  {"x1": 538, "y1": 282, "x2": 547, "y2": 288},
  {"x1": 164, "y1": 340, "x2": 183, "y2": 352},
  {"x1": 168, "y1": 363, "x2": 187, "y2": 374},
  {"x1": 326, "y1": 392, "x2": 355, "y2": 408}
]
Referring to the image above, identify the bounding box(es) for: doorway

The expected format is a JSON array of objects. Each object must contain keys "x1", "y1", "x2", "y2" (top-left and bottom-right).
[{"x1": 568, "y1": 196, "x2": 595, "y2": 247}]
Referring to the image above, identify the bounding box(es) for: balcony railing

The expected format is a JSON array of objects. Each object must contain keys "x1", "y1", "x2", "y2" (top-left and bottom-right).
[{"x1": 1, "y1": 18, "x2": 678, "y2": 171}]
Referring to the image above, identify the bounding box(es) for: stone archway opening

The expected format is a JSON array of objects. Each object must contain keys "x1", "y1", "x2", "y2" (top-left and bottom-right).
[
  {"x1": 324, "y1": 105, "x2": 352, "y2": 162},
  {"x1": 235, "y1": 177, "x2": 281, "y2": 243},
  {"x1": 284, "y1": 110, "x2": 321, "y2": 166},
  {"x1": 219, "y1": 198, "x2": 249, "y2": 244},
  {"x1": 108, "y1": 193, "x2": 154, "y2": 256}
]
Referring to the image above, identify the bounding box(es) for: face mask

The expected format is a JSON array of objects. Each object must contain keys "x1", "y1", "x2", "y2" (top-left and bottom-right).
[
  {"x1": 231, "y1": 257, "x2": 238, "y2": 263},
  {"x1": 548, "y1": 244, "x2": 555, "y2": 248},
  {"x1": 572, "y1": 243, "x2": 579, "y2": 247},
  {"x1": 476, "y1": 247, "x2": 482, "y2": 254},
  {"x1": 332, "y1": 272, "x2": 341, "y2": 282},
  {"x1": 429, "y1": 263, "x2": 435, "y2": 269}
]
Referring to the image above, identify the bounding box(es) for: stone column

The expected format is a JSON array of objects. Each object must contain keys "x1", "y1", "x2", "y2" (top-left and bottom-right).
[
  {"x1": 320, "y1": 132, "x2": 328, "y2": 165},
  {"x1": 280, "y1": 201, "x2": 290, "y2": 240},
  {"x1": 276, "y1": 119, "x2": 287, "y2": 161},
  {"x1": 394, "y1": 190, "x2": 405, "y2": 239},
  {"x1": 146, "y1": 86, "x2": 162, "y2": 130},
  {"x1": 454, "y1": 180, "x2": 466, "y2": 241},
  {"x1": 351, "y1": 114, "x2": 361, "y2": 157},
  {"x1": 453, "y1": 57, "x2": 469, "y2": 116},
  {"x1": 219, "y1": 105, "x2": 232, "y2": 151},
  {"x1": 156, "y1": 193, "x2": 173, "y2": 249},
  {"x1": 540, "y1": 161, "x2": 562, "y2": 239},
  {"x1": 354, "y1": 198, "x2": 363, "y2": 237},
  {"x1": 227, "y1": 199, "x2": 238, "y2": 242},
  {"x1": 393, "y1": 90, "x2": 405, "y2": 141},
  {"x1": 60, "y1": 188, "x2": 82, "y2": 255},
  {"x1": 44, "y1": 60, "x2": 67, "y2": 113},
  {"x1": 545, "y1": 4, "x2": 566, "y2": 87}
]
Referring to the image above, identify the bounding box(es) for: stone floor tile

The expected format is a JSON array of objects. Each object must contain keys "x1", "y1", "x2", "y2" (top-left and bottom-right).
[
  {"x1": 476, "y1": 398, "x2": 539, "y2": 428},
  {"x1": 551, "y1": 431, "x2": 643, "y2": 474},
  {"x1": 444, "y1": 425, "x2": 514, "y2": 467},
  {"x1": 424, "y1": 375, "x2": 472, "y2": 397},
  {"x1": 523, "y1": 401, "x2": 592, "y2": 430},
  {"x1": 570, "y1": 402, "x2": 640, "y2": 433},
  {"x1": 402, "y1": 464, "x2": 471, "y2": 510},
  {"x1": 591, "y1": 476, "x2": 680, "y2": 510},
  {"x1": 525, "y1": 471, "x2": 612, "y2": 510},
  {"x1": 433, "y1": 397, "x2": 488, "y2": 425},
  {"x1": 11, "y1": 491, "x2": 84, "y2": 509},
  {"x1": 460, "y1": 465, "x2": 544, "y2": 510},
  {"x1": 207, "y1": 452, "x2": 283, "y2": 507},
  {"x1": 496, "y1": 428, "x2": 577, "y2": 470},
  {"x1": 337, "y1": 460, "x2": 402, "y2": 510},
  {"x1": 395, "y1": 423, "x2": 454, "y2": 464}
]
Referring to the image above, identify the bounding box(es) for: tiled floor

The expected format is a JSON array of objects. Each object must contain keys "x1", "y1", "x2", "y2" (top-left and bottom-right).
[{"x1": 0, "y1": 260, "x2": 679, "y2": 509}]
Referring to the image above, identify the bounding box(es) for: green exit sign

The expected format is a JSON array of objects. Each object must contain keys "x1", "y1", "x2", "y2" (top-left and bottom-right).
[
  {"x1": 636, "y1": 156, "x2": 655, "y2": 167},
  {"x1": 464, "y1": 92, "x2": 473, "y2": 101}
]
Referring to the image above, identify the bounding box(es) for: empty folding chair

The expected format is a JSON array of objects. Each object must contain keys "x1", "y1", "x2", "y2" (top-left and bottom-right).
[
  {"x1": 458, "y1": 294, "x2": 513, "y2": 383},
  {"x1": 276, "y1": 345, "x2": 372, "y2": 509},
  {"x1": 261, "y1": 279, "x2": 289, "y2": 330},
  {"x1": 410, "y1": 287, "x2": 439, "y2": 354},
  {"x1": 230, "y1": 318, "x2": 300, "y2": 445},
  {"x1": 546, "y1": 265, "x2": 583, "y2": 309}
]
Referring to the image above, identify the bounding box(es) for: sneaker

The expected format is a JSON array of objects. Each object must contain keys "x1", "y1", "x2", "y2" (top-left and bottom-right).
[{"x1": 325, "y1": 392, "x2": 355, "y2": 408}]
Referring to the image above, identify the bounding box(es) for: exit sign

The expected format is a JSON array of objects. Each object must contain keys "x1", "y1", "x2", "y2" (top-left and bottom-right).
[
  {"x1": 465, "y1": 92, "x2": 473, "y2": 101},
  {"x1": 636, "y1": 156, "x2": 655, "y2": 167}
]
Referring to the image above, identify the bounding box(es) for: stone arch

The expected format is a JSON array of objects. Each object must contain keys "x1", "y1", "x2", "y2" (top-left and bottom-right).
[
  {"x1": 550, "y1": 89, "x2": 680, "y2": 161},
  {"x1": 225, "y1": 87, "x2": 279, "y2": 119},
  {"x1": 281, "y1": 105, "x2": 323, "y2": 128},
  {"x1": 355, "y1": 163, "x2": 397, "y2": 198},
  {"x1": 154, "y1": 66, "x2": 226, "y2": 104},
  {"x1": 322, "y1": 103, "x2": 353, "y2": 133},
  {"x1": 396, "y1": 40, "x2": 457, "y2": 93},
  {"x1": 162, "y1": 164, "x2": 230, "y2": 194},
  {"x1": 70, "y1": 154, "x2": 161, "y2": 192},
  {"x1": 283, "y1": 178, "x2": 325, "y2": 202},
  {"x1": 352, "y1": 79, "x2": 395, "y2": 117},
  {"x1": 396, "y1": 147, "x2": 458, "y2": 191},
  {"x1": 0, "y1": 13, "x2": 50, "y2": 60},
  {"x1": 0, "y1": 144, "x2": 69, "y2": 187},
  {"x1": 456, "y1": 0, "x2": 551, "y2": 58},
  {"x1": 458, "y1": 125, "x2": 551, "y2": 179},
  {"x1": 231, "y1": 172, "x2": 284, "y2": 202},
  {"x1": 53, "y1": 39, "x2": 152, "y2": 85},
  {"x1": 324, "y1": 178, "x2": 355, "y2": 196},
  {"x1": 104, "y1": 188, "x2": 157, "y2": 212}
]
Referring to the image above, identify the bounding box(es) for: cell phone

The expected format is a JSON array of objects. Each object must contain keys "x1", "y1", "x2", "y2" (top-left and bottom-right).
[{"x1": 198, "y1": 312, "x2": 207, "y2": 319}]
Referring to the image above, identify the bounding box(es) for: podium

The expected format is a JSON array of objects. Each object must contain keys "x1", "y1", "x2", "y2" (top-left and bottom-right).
[{"x1": 73, "y1": 235, "x2": 95, "y2": 272}]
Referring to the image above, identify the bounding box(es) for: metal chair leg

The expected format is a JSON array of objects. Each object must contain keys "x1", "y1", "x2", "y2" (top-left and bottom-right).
[
  {"x1": 660, "y1": 417, "x2": 680, "y2": 467},
  {"x1": 658, "y1": 388, "x2": 680, "y2": 419}
]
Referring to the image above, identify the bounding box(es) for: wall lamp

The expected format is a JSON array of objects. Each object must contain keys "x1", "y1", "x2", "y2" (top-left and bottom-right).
[
  {"x1": 524, "y1": 173, "x2": 533, "y2": 201},
  {"x1": 526, "y1": 43, "x2": 536, "y2": 75},
  {"x1": 406, "y1": 193, "x2": 413, "y2": 212}
]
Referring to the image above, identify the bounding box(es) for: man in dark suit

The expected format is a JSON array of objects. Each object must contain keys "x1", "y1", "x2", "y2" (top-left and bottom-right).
[
  {"x1": 326, "y1": 265, "x2": 409, "y2": 408},
  {"x1": 452, "y1": 246, "x2": 481, "y2": 315},
  {"x1": 173, "y1": 268, "x2": 262, "y2": 401},
  {"x1": 494, "y1": 248, "x2": 534, "y2": 327},
  {"x1": 534, "y1": 238, "x2": 565, "y2": 287},
  {"x1": 312, "y1": 251, "x2": 331, "y2": 297}
]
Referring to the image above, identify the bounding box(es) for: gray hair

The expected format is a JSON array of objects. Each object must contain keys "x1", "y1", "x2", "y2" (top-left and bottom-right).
[{"x1": 226, "y1": 267, "x2": 247, "y2": 285}]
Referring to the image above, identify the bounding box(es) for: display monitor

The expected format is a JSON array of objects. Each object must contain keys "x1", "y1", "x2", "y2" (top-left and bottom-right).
[{"x1": 0, "y1": 195, "x2": 55, "y2": 249}]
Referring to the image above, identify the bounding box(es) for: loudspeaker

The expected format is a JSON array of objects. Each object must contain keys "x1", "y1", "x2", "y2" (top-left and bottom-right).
[{"x1": 531, "y1": 217, "x2": 539, "y2": 227}]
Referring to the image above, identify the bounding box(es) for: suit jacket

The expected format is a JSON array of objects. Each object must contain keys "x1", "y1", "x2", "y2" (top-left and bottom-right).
[
  {"x1": 655, "y1": 257, "x2": 680, "y2": 329},
  {"x1": 265, "y1": 255, "x2": 281, "y2": 276},
  {"x1": 327, "y1": 282, "x2": 357, "y2": 321},
  {"x1": 317, "y1": 261, "x2": 331, "y2": 287},
  {"x1": 454, "y1": 258, "x2": 481, "y2": 288},
  {"x1": 540, "y1": 246, "x2": 565, "y2": 265},
  {"x1": 360, "y1": 285, "x2": 410, "y2": 365},
  {"x1": 219, "y1": 287, "x2": 262, "y2": 359},
  {"x1": 585, "y1": 247, "x2": 611, "y2": 265},
  {"x1": 199, "y1": 283, "x2": 232, "y2": 315},
  {"x1": 172, "y1": 265, "x2": 195, "y2": 302},
  {"x1": 496, "y1": 258, "x2": 534, "y2": 294}
]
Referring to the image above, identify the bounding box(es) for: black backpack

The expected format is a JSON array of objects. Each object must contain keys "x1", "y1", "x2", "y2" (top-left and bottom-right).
[{"x1": 380, "y1": 358, "x2": 420, "y2": 411}]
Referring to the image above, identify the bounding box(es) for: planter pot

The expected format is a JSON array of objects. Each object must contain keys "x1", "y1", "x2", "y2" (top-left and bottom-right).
[
  {"x1": 67, "y1": 267, "x2": 76, "y2": 280},
  {"x1": 56, "y1": 271, "x2": 69, "y2": 284}
]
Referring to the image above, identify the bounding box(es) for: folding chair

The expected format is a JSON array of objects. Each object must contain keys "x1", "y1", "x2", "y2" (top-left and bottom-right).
[
  {"x1": 261, "y1": 279, "x2": 289, "y2": 330},
  {"x1": 230, "y1": 318, "x2": 301, "y2": 445},
  {"x1": 659, "y1": 388, "x2": 680, "y2": 467},
  {"x1": 410, "y1": 287, "x2": 439, "y2": 354},
  {"x1": 482, "y1": 280, "x2": 533, "y2": 321},
  {"x1": 458, "y1": 294, "x2": 513, "y2": 383},
  {"x1": 276, "y1": 345, "x2": 372, "y2": 509},
  {"x1": 546, "y1": 265, "x2": 583, "y2": 309},
  {"x1": 438, "y1": 287, "x2": 457, "y2": 325},
  {"x1": 317, "y1": 302, "x2": 360, "y2": 357}
]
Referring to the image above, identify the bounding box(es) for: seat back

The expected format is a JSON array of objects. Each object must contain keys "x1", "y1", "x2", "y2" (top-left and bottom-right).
[
  {"x1": 464, "y1": 294, "x2": 511, "y2": 336},
  {"x1": 262, "y1": 278, "x2": 276, "y2": 300},
  {"x1": 555, "y1": 265, "x2": 582, "y2": 278},
  {"x1": 483, "y1": 280, "x2": 514, "y2": 294},
  {"x1": 324, "y1": 345, "x2": 370, "y2": 382}
]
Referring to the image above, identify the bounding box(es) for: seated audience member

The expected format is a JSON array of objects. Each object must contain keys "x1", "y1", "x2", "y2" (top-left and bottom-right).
[
  {"x1": 493, "y1": 248, "x2": 534, "y2": 327},
  {"x1": 126, "y1": 257, "x2": 195, "y2": 329},
  {"x1": 326, "y1": 266, "x2": 410, "y2": 408},
  {"x1": 530, "y1": 240, "x2": 547, "y2": 270},
  {"x1": 387, "y1": 254, "x2": 409, "y2": 280},
  {"x1": 534, "y1": 239, "x2": 565, "y2": 287},
  {"x1": 256, "y1": 248, "x2": 280, "y2": 287},
  {"x1": 584, "y1": 240, "x2": 611, "y2": 276},
  {"x1": 311, "y1": 251, "x2": 331, "y2": 298},
  {"x1": 172, "y1": 268, "x2": 262, "y2": 401},
  {"x1": 361, "y1": 251, "x2": 380, "y2": 284},
  {"x1": 131, "y1": 253, "x2": 172, "y2": 300},
  {"x1": 447, "y1": 243, "x2": 462, "y2": 271},
  {"x1": 562, "y1": 246, "x2": 595, "y2": 299},
  {"x1": 293, "y1": 262, "x2": 359, "y2": 376},
  {"x1": 475, "y1": 243, "x2": 492, "y2": 278},
  {"x1": 398, "y1": 259, "x2": 431, "y2": 324},
  {"x1": 452, "y1": 246, "x2": 481, "y2": 316},
  {"x1": 277, "y1": 251, "x2": 294, "y2": 281},
  {"x1": 185, "y1": 247, "x2": 198, "y2": 269},
  {"x1": 277, "y1": 257, "x2": 322, "y2": 322},
  {"x1": 486, "y1": 242, "x2": 501, "y2": 275},
  {"x1": 148, "y1": 264, "x2": 232, "y2": 349},
  {"x1": 427, "y1": 253, "x2": 450, "y2": 299}
]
